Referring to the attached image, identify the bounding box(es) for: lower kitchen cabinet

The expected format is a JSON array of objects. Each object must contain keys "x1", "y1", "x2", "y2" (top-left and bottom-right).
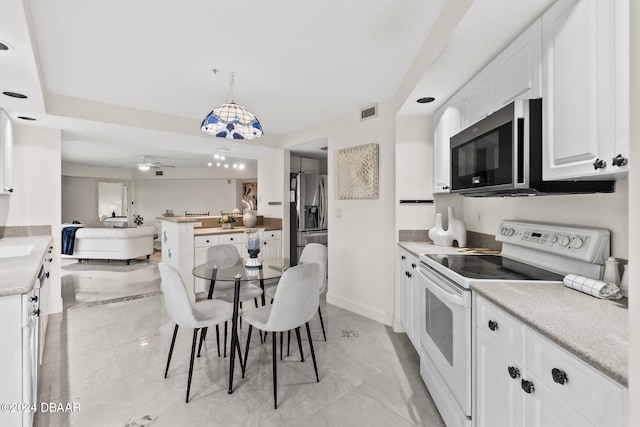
[
  {"x1": 474, "y1": 295, "x2": 627, "y2": 427},
  {"x1": 399, "y1": 248, "x2": 419, "y2": 349},
  {"x1": 261, "y1": 230, "x2": 282, "y2": 260}
]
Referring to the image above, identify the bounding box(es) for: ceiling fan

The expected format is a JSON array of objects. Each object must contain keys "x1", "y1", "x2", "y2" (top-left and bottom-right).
[{"x1": 132, "y1": 156, "x2": 175, "y2": 171}]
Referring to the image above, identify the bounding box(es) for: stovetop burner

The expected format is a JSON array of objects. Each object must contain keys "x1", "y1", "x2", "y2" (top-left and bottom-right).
[{"x1": 426, "y1": 254, "x2": 564, "y2": 281}]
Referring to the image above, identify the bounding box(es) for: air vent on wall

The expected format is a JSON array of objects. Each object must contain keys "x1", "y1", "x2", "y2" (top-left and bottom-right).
[
  {"x1": 360, "y1": 103, "x2": 378, "y2": 121},
  {"x1": 155, "y1": 170, "x2": 163, "y2": 176}
]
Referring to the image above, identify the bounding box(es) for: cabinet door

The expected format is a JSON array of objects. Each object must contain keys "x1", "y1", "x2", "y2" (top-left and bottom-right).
[
  {"x1": 542, "y1": 0, "x2": 628, "y2": 180},
  {"x1": 463, "y1": 64, "x2": 496, "y2": 127},
  {"x1": 476, "y1": 329, "x2": 525, "y2": 427},
  {"x1": 261, "y1": 231, "x2": 282, "y2": 260},
  {"x1": 495, "y1": 19, "x2": 542, "y2": 107},
  {"x1": 432, "y1": 97, "x2": 462, "y2": 194},
  {"x1": 524, "y1": 372, "x2": 594, "y2": 427},
  {"x1": 400, "y1": 251, "x2": 411, "y2": 336},
  {"x1": 193, "y1": 246, "x2": 208, "y2": 294}
]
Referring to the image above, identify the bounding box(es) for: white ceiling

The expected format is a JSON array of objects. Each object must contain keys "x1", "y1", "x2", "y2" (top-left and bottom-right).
[{"x1": 0, "y1": 0, "x2": 555, "y2": 169}]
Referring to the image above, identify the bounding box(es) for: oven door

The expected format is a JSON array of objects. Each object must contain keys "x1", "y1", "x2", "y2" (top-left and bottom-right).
[{"x1": 417, "y1": 262, "x2": 472, "y2": 416}]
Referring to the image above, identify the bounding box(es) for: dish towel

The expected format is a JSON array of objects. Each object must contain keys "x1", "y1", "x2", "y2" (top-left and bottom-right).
[{"x1": 563, "y1": 273, "x2": 622, "y2": 300}]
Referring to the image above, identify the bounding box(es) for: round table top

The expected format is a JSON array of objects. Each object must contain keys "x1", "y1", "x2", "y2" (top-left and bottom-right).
[{"x1": 192, "y1": 257, "x2": 291, "y2": 282}]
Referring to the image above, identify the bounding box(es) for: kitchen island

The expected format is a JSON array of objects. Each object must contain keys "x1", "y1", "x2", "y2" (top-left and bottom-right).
[{"x1": 159, "y1": 216, "x2": 282, "y2": 301}]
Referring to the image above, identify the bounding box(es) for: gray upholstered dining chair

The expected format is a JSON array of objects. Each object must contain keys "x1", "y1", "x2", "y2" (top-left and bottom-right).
[
  {"x1": 241, "y1": 263, "x2": 321, "y2": 409},
  {"x1": 158, "y1": 262, "x2": 237, "y2": 403},
  {"x1": 265, "y1": 243, "x2": 328, "y2": 340},
  {"x1": 196, "y1": 244, "x2": 263, "y2": 357}
]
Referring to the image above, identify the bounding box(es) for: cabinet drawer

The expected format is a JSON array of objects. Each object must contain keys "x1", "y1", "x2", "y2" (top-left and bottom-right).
[
  {"x1": 263, "y1": 230, "x2": 281, "y2": 240},
  {"x1": 220, "y1": 233, "x2": 244, "y2": 244},
  {"x1": 525, "y1": 328, "x2": 626, "y2": 427},
  {"x1": 475, "y1": 296, "x2": 525, "y2": 360},
  {"x1": 194, "y1": 235, "x2": 220, "y2": 247}
]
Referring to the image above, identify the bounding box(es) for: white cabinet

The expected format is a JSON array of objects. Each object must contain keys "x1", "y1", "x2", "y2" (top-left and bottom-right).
[
  {"x1": 463, "y1": 64, "x2": 496, "y2": 127},
  {"x1": 0, "y1": 109, "x2": 14, "y2": 195},
  {"x1": 432, "y1": 93, "x2": 463, "y2": 194},
  {"x1": 474, "y1": 295, "x2": 627, "y2": 427},
  {"x1": 194, "y1": 235, "x2": 221, "y2": 294},
  {"x1": 399, "y1": 248, "x2": 420, "y2": 349},
  {"x1": 0, "y1": 288, "x2": 40, "y2": 427},
  {"x1": 494, "y1": 19, "x2": 542, "y2": 108},
  {"x1": 541, "y1": 0, "x2": 629, "y2": 180},
  {"x1": 219, "y1": 232, "x2": 245, "y2": 255},
  {"x1": 261, "y1": 230, "x2": 282, "y2": 260}
]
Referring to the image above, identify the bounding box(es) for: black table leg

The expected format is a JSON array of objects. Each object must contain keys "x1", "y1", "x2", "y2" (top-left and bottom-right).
[
  {"x1": 260, "y1": 278, "x2": 266, "y2": 306},
  {"x1": 228, "y1": 275, "x2": 241, "y2": 394}
]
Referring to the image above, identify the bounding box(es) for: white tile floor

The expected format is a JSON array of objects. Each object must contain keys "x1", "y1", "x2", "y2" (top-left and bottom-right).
[{"x1": 35, "y1": 257, "x2": 445, "y2": 427}]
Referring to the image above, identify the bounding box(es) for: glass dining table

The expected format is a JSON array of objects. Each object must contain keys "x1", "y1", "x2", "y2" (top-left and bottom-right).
[{"x1": 191, "y1": 257, "x2": 291, "y2": 394}]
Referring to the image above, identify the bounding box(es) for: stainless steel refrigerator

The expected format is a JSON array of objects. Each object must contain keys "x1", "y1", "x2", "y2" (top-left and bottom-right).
[{"x1": 290, "y1": 173, "x2": 328, "y2": 265}]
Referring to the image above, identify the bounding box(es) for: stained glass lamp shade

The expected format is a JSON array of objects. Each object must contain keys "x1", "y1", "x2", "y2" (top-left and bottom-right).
[{"x1": 201, "y1": 102, "x2": 263, "y2": 140}]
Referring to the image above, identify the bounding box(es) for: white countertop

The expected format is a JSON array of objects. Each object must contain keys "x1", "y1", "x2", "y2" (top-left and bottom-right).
[
  {"x1": 0, "y1": 236, "x2": 52, "y2": 296},
  {"x1": 397, "y1": 240, "x2": 628, "y2": 387},
  {"x1": 472, "y1": 282, "x2": 628, "y2": 387}
]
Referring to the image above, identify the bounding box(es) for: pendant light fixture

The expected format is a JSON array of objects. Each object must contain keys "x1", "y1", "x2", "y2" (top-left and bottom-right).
[{"x1": 201, "y1": 72, "x2": 263, "y2": 140}]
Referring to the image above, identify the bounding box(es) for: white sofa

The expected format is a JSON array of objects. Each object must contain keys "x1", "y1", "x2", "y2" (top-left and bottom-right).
[{"x1": 62, "y1": 226, "x2": 156, "y2": 263}]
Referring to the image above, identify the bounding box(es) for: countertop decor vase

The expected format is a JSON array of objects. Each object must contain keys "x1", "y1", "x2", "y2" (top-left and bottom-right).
[
  {"x1": 243, "y1": 210, "x2": 257, "y2": 228},
  {"x1": 428, "y1": 213, "x2": 454, "y2": 246},
  {"x1": 222, "y1": 223, "x2": 233, "y2": 229}
]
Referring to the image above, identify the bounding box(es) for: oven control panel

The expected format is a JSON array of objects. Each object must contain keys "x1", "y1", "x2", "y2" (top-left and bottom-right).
[{"x1": 496, "y1": 220, "x2": 610, "y2": 264}]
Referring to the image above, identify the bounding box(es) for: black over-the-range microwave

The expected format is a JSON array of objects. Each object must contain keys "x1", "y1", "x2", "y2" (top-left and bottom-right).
[{"x1": 449, "y1": 98, "x2": 615, "y2": 196}]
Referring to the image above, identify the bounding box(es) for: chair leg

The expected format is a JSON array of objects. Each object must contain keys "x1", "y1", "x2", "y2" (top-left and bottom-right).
[
  {"x1": 243, "y1": 325, "x2": 253, "y2": 375},
  {"x1": 197, "y1": 327, "x2": 208, "y2": 357},
  {"x1": 272, "y1": 331, "x2": 278, "y2": 409},
  {"x1": 186, "y1": 328, "x2": 199, "y2": 403},
  {"x1": 164, "y1": 324, "x2": 179, "y2": 378},
  {"x1": 287, "y1": 330, "x2": 291, "y2": 357},
  {"x1": 235, "y1": 331, "x2": 245, "y2": 377},
  {"x1": 216, "y1": 324, "x2": 221, "y2": 357},
  {"x1": 318, "y1": 306, "x2": 327, "y2": 341},
  {"x1": 280, "y1": 331, "x2": 283, "y2": 360},
  {"x1": 295, "y1": 327, "x2": 305, "y2": 362},
  {"x1": 254, "y1": 297, "x2": 259, "y2": 308},
  {"x1": 306, "y1": 322, "x2": 319, "y2": 382},
  {"x1": 224, "y1": 322, "x2": 228, "y2": 357}
]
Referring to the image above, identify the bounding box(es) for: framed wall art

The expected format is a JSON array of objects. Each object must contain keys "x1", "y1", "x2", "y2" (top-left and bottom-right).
[{"x1": 337, "y1": 143, "x2": 379, "y2": 199}]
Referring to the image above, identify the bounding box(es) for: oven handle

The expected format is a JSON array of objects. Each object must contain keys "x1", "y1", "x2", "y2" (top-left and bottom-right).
[{"x1": 416, "y1": 264, "x2": 465, "y2": 307}]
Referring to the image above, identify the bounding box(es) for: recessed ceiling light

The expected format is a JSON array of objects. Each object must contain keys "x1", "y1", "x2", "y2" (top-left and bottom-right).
[
  {"x1": 0, "y1": 41, "x2": 10, "y2": 51},
  {"x1": 224, "y1": 164, "x2": 229, "y2": 168},
  {"x1": 17, "y1": 116, "x2": 36, "y2": 121},
  {"x1": 207, "y1": 161, "x2": 213, "y2": 167},
  {"x1": 416, "y1": 97, "x2": 435, "y2": 104},
  {"x1": 3, "y1": 91, "x2": 28, "y2": 99}
]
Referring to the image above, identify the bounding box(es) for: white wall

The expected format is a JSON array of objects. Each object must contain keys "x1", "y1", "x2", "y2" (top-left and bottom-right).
[
  {"x1": 451, "y1": 181, "x2": 629, "y2": 259},
  {"x1": 627, "y1": 0, "x2": 638, "y2": 423},
  {"x1": 134, "y1": 178, "x2": 240, "y2": 226},
  {"x1": 395, "y1": 115, "x2": 436, "y2": 231},
  {"x1": 0, "y1": 126, "x2": 63, "y2": 313},
  {"x1": 281, "y1": 101, "x2": 397, "y2": 325}
]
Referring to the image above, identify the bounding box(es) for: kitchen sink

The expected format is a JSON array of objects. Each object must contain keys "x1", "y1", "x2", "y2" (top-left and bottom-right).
[{"x1": 0, "y1": 245, "x2": 34, "y2": 258}]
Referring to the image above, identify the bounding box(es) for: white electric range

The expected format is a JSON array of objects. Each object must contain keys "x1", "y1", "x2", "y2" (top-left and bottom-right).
[{"x1": 415, "y1": 220, "x2": 610, "y2": 427}]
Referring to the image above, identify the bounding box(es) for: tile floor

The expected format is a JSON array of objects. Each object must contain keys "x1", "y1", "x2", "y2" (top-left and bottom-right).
[{"x1": 35, "y1": 257, "x2": 445, "y2": 427}]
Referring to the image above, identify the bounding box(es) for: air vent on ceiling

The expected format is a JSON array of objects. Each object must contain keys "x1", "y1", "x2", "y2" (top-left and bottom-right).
[
  {"x1": 155, "y1": 170, "x2": 163, "y2": 176},
  {"x1": 360, "y1": 103, "x2": 378, "y2": 121}
]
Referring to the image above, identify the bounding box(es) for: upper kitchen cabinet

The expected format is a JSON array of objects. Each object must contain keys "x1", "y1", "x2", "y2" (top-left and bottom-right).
[
  {"x1": 494, "y1": 20, "x2": 542, "y2": 108},
  {"x1": 542, "y1": 0, "x2": 629, "y2": 180},
  {"x1": 463, "y1": 63, "x2": 497, "y2": 127},
  {"x1": 0, "y1": 109, "x2": 14, "y2": 195},
  {"x1": 433, "y1": 92, "x2": 463, "y2": 194}
]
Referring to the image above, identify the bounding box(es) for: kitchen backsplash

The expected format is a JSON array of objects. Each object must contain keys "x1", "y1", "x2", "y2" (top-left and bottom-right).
[{"x1": 399, "y1": 229, "x2": 502, "y2": 251}]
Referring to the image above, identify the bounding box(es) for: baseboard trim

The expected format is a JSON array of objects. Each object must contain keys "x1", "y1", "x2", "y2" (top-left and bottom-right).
[{"x1": 326, "y1": 292, "x2": 393, "y2": 326}]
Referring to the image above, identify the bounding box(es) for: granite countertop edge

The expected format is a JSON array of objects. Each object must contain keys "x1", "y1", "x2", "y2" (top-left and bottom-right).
[
  {"x1": 0, "y1": 236, "x2": 53, "y2": 296},
  {"x1": 472, "y1": 283, "x2": 628, "y2": 387}
]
